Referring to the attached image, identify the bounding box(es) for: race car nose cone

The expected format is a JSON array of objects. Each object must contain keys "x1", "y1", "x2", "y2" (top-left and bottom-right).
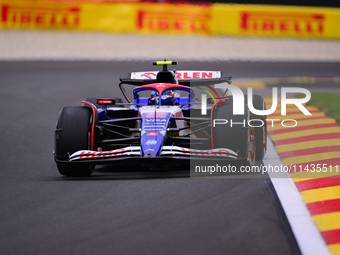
[
  {"x1": 141, "y1": 111, "x2": 171, "y2": 157},
  {"x1": 144, "y1": 154, "x2": 157, "y2": 158}
]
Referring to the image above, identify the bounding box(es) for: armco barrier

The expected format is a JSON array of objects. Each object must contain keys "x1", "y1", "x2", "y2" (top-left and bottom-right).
[{"x1": 0, "y1": 0, "x2": 339, "y2": 39}]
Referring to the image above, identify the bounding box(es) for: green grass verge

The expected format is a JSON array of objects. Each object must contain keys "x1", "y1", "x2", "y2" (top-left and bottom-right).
[{"x1": 305, "y1": 93, "x2": 340, "y2": 123}]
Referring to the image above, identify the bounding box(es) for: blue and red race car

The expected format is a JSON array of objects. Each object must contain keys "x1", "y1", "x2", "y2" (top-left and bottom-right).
[{"x1": 54, "y1": 61, "x2": 267, "y2": 176}]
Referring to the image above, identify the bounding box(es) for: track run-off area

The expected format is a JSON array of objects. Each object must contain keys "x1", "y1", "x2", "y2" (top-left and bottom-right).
[
  {"x1": 266, "y1": 97, "x2": 340, "y2": 254},
  {"x1": 0, "y1": 61, "x2": 339, "y2": 255}
]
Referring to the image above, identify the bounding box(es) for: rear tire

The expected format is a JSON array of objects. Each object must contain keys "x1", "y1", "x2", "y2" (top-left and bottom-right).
[
  {"x1": 213, "y1": 97, "x2": 255, "y2": 166},
  {"x1": 248, "y1": 95, "x2": 267, "y2": 160},
  {"x1": 55, "y1": 106, "x2": 94, "y2": 177}
]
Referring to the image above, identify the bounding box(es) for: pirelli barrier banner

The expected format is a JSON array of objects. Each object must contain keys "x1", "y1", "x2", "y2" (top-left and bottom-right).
[
  {"x1": 212, "y1": 4, "x2": 340, "y2": 39},
  {"x1": 0, "y1": 0, "x2": 339, "y2": 39}
]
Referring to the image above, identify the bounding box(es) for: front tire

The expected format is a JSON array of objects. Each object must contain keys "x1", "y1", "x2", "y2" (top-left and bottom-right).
[{"x1": 55, "y1": 106, "x2": 94, "y2": 177}]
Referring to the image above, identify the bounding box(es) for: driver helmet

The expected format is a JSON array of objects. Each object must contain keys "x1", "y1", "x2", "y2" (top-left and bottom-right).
[
  {"x1": 148, "y1": 90, "x2": 159, "y2": 105},
  {"x1": 161, "y1": 90, "x2": 175, "y2": 105}
]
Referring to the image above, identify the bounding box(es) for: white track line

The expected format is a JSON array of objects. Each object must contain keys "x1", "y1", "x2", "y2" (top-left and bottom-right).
[{"x1": 263, "y1": 138, "x2": 330, "y2": 255}]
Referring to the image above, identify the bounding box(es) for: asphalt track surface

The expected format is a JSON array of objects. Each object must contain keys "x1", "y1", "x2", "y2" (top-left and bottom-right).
[{"x1": 0, "y1": 61, "x2": 339, "y2": 255}]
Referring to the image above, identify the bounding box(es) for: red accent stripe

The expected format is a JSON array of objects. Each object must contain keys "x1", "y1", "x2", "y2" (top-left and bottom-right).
[
  {"x1": 285, "y1": 104, "x2": 310, "y2": 109},
  {"x1": 321, "y1": 229, "x2": 340, "y2": 245},
  {"x1": 279, "y1": 145, "x2": 340, "y2": 159},
  {"x1": 307, "y1": 198, "x2": 340, "y2": 215},
  {"x1": 269, "y1": 109, "x2": 320, "y2": 117},
  {"x1": 210, "y1": 102, "x2": 217, "y2": 149},
  {"x1": 206, "y1": 85, "x2": 223, "y2": 106},
  {"x1": 293, "y1": 116, "x2": 330, "y2": 122},
  {"x1": 266, "y1": 104, "x2": 312, "y2": 110},
  {"x1": 289, "y1": 158, "x2": 340, "y2": 173},
  {"x1": 269, "y1": 123, "x2": 340, "y2": 135},
  {"x1": 285, "y1": 105, "x2": 298, "y2": 109},
  {"x1": 30, "y1": 0, "x2": 140, "y2": 3},
  {"x1": 82, "y1": 101, "x2": 95, "y2": 151},
  {"x1": 273, "y1": 133, "x2": 340, "y2": 146},
  {"x1": 295, "y1": 175, "x2": 340, "y2": 192}
]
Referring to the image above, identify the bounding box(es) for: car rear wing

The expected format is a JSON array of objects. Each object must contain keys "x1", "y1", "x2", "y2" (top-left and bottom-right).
[{"x1": 119, "y1": 70, "x2": 232, "y2": 86}]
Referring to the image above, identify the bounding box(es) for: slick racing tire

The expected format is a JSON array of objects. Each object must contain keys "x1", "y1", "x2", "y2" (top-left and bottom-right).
[
  {"x1": 55, "y1": 106, "x2": 94, "y2": 177},
  {"x1": 247, "y1": 95, "x2": 267, "y2": 160},
  {"x1": 212, "y1": 96, "x2": 255, "y2": 166},
  {"x1": 85, "y1": 97, "x2": 124, "y2": 108}
]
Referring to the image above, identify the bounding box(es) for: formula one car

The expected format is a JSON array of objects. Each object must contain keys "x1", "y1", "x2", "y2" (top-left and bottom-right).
[{"x1": 54, "y1": 61, "x2": 267, "y2": 176}]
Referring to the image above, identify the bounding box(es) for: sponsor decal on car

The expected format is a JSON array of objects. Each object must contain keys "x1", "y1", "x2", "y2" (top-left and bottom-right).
[
  {"x1": 146, "y1": 140, "x2": 157, "y2": 145},
  {"x1": 146, "y1": 112, "x2": 166, "y2": 118},
  {"x1": 147, "y1": 132, "x2": 158, "y2": 136},
  {"x1": 131, "y1": 71, "x2": 221, "y2": 80},
  {"x1": 70, "y1": 146, "x2": 238, "y2": 161},
  {"x1": 76, "y1": 148, "x2": 127, "y2": 159},
  {"x1": 180, "y1": 148, "x2": 234, "y2": 157}
]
